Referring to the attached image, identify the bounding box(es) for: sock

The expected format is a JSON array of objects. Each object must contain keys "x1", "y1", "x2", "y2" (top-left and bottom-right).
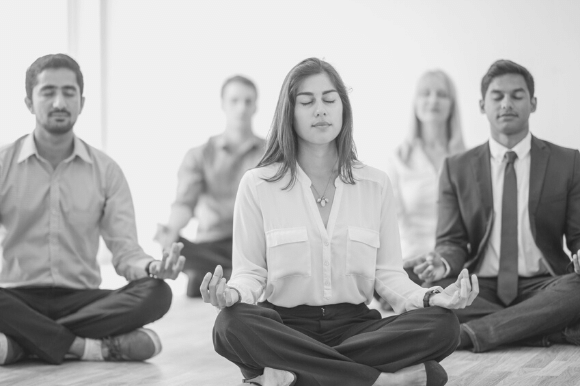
[
  {"x1": 457, "y1": 326, "x2": 473, "y2": 350},
  {"x1": 81, "y1": 338, "x2": 104, "y2": 361}
]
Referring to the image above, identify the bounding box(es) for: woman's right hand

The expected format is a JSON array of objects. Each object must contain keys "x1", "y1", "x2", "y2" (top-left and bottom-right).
[{"x1": 200, "y1": 265, "x2": 240, "y2": 309}]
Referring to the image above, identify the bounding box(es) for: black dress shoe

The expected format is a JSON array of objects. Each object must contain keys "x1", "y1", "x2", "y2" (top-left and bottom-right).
[
  {"x1": 424, "y1": 361, "x2": 448, "y2": 386},
  {"x1": 563, "y1": 321, "x2": 580, "y2": 345}
]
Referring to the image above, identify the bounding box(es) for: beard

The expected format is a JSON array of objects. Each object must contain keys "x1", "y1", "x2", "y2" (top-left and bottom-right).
[{"x1": 39, "y1": 117, "x2": 76, "y2": 135}]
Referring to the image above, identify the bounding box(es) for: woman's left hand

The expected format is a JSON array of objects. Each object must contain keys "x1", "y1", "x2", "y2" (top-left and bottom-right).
[{"x1": 430, "y1": 269, "x2": 479, "y2": 309}]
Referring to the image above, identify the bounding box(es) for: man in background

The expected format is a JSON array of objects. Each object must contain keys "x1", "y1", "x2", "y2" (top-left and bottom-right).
[
  {"x1": 0, "y1": 54, "x2": 184, "y2": 365},
  {"x1": 155, "y1": 75, "x2": 264, "y2": 297},
  {"x1": 405, "y1": 59, "x2": 580, "y2": 352}
]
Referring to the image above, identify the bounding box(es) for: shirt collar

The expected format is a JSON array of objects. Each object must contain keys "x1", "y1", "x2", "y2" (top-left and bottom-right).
[
  {"x1": 17, "y1": 133, "x2": 93, "y2": 164},
  {"x1": 17, "y1": 134, "x2": 38, "y2": 163},
  {"x1": 489, "y1": 131, "x2": 532, "y2": 162},
  {"x1": 214, "y1": 133, "x2": 262, "y2": 154},
  {"x1": 72, "y1": 136, "x2": 93, "y2": 164}
]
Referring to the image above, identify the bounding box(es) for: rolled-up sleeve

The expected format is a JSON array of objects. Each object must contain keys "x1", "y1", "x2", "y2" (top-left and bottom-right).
[
  {"x1": 99, "y1": 162, "x2": 153, "y2": 281},
  {"x1": 173, "y1": 147, "x2": 204, "y2": 213},
  {"x1": 227, "y1": 171, "x2": 267, "y2": 304}
]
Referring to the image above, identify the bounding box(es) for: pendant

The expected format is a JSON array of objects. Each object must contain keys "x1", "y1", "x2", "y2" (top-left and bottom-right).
[{"x1": 318, "y1": 197, "x2": 328, "y2": 207}]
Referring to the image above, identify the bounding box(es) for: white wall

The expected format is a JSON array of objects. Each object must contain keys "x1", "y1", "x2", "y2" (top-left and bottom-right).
[
  {"x1": 0, "y1": 0, "x2": 68, "y2": 145},
  {"x1": 2, "y1": 0, "x2": 580, "y2": 260},
  {"x1": 102, "y1": 0, "x2": 580, "y2": 256}
]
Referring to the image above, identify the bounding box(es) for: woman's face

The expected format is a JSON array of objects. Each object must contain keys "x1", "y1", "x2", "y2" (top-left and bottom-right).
[
  {"x1": 293, "y1": 72, "x2": 343, "y2": 147},
  {"x1": 414, "y1": 74, "x2": 453, "y2": 125}
]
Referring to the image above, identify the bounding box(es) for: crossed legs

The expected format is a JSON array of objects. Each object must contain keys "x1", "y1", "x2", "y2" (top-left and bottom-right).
[
  {"x1": 178, "y1": 237, "x2": 232, "y2": 297},
  {"x1": 0, "y1": 277, "x2": 172, "y2": 364},
  {"x1": 434, "y1": 273, "x2": 580, "y2": 352},
  {"x1": 214, "y1": 303, "x2": 459, "y2": 386}
]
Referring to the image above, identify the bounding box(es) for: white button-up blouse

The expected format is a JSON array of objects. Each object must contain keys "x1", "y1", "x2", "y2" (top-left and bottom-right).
[{"x1": 227, "y1": 162, "x2": 430, "y2": 313}]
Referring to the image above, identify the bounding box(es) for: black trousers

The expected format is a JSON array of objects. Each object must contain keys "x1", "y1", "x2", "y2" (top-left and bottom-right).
[
  {"x1": 0, "y1": 277, "x2": 172, "y2": 364},
  {"x1": 214, "y1": 302, "x2": 459, "y2": 386},
  {"x1": 433, "y1": 273, "x2": 580, "y2": 352},
  {"x1": 179, "y1": 236, "x2": 232, "y2": 297}
]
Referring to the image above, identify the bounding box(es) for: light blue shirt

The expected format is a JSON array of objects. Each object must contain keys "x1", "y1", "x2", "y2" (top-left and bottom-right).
[{"x1": 0, "y1": 134, "x2": 153, "y2": 289}]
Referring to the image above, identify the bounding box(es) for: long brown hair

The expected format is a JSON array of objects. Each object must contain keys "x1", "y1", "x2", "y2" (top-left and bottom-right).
[{"x1": 257, "y1": 58, "x2": 357, "y2": 189}]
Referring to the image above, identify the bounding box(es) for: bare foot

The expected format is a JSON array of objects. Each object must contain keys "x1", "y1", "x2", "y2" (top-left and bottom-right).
[{"x1": 372, "y1": 364, "x2": 427, "y2": 386}]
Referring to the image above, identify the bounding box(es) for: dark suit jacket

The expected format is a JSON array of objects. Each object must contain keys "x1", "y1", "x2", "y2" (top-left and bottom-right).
[{"x1": 435, "y1": 135, "x2": 580, "y2": 277}]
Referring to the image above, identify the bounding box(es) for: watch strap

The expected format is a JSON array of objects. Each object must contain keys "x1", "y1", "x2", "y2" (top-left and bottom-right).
[{"x1": 423, "y1": 289, "x2": 441, "y2": 308}]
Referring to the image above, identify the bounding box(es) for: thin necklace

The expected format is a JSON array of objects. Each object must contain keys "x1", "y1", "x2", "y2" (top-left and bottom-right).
[{"x1": 311, "y1": 165, "x2": 336, "y2": 208}]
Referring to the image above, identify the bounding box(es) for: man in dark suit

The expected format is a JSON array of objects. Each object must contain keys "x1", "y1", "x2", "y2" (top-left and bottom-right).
[{"x1": 405, "y1": 59, "x2": 580, "y2": 353}]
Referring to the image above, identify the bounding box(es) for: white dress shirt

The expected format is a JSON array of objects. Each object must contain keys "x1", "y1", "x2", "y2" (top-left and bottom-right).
[
  {"x1": 478, "y1": 131, "x2": 549, "y2": 277},
  {"x1": 386, "y1": 147, "x2": 439, "y2": 261},
  {"x1": 227, "y1": 162, "x2": 431, "y2": 314}
]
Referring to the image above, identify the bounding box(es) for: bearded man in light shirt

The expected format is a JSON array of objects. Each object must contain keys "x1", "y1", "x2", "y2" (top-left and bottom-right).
[
  {"x1": 405, "y1": 59, "x2": 580, "y2": 353},
  {"x1": 0, "y1": 54, "x2": 185, "y2": 366}
]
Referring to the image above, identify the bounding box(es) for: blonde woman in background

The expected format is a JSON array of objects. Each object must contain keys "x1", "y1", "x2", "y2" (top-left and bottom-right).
[{"x1": 387, "y1": 70, "x2": 466, "y2": 284}]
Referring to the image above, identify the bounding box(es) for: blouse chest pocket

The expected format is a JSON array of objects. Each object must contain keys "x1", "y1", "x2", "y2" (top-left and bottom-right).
[
  {"x1": 266, "y1": 227, "x2": 312, "y2": 281},
  {"x1": 346, "y1": 226, "x2": 380, "y2": 279}
]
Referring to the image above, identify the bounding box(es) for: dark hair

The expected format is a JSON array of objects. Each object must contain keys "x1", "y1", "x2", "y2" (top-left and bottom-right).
[
  {"x1": 221, "y1": 75, "x2": 258, "y2": 99},
  {"x1": 26, "y1": 54, "x2": 84, "y2": 100},
  {"x1": 481, "y1": 60, "x2": 535, "y2": 99},
  {"x1": 257, "y1": 57, "x2": 357, "y2": 189}
]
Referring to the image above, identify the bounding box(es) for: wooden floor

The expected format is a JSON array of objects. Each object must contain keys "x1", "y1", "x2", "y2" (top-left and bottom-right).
[{"x1": 2, "y1": 287, "x2": 580, "y2": 385}]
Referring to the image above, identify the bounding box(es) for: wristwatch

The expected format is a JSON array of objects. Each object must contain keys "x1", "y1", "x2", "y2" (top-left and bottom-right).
[{"x1": 423, "y1": 289, "x2": 441, "y2": 308}]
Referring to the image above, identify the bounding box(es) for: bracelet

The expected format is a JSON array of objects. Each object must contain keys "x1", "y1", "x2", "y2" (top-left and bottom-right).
[
  {"x1": 145, "y1": 260, "x2": 156, "y2": 277},
  {"x1": 229, "y1": 287, "x2": 242, "y2": 304},
  {"x1": 423, "y1": 289, "x2": 441, "y2": 308}
]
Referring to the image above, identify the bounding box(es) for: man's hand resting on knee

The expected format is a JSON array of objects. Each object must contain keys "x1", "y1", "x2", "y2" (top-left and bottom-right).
[
  {"x1": 148, "y1": 242, "x2": 186, "y2": 280},
  {"x1": 403, "y1": 251, "x2": 447, "y2": 282},
  {"x1": 573, "y1": 252, "x2": 580, "y2": 275},
  {"x1": 200, "y1": 265, "x2": 240, "y2": 309}
]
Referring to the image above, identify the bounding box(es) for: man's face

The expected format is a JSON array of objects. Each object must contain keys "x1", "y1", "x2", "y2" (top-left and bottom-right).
[
  {"x1": 221, "y1": 82, "x2": 257, "y2": 126},
  {"x1": 480, "y1": 74, "x2": 536, "y2": 139},
  {"x1": 25, "y1": 68, "x2": 84, "y2": 135}
]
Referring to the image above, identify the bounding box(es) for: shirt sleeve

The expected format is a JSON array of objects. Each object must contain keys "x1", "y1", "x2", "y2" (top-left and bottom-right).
[
  {"x1": 566, "y1": 150, "x2": 580, "y2": 254},
  {"x1": 374, "y1": 174, "x2": 429, "y2": 313},
  {"x1": 227, "y1": 171, "x2": 268, "y2": 304},
  {"x1": 172, "y1": 146, "x2": 205, "y2": 213},
  {"x1": 99, "y1": 161, "x2": 153, "y2": 281},
  {"x1": 434, "y1": 158, "x2": 469, "y2": 276}
]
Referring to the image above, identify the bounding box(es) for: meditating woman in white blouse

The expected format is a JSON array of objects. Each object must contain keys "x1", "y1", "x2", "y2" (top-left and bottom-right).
[
  {"x1": 388, "y1": 70, "x2": 466, "y2": 283},
  {"x1": 200, "y1": 58, "x2": 478, "y2": 386}
]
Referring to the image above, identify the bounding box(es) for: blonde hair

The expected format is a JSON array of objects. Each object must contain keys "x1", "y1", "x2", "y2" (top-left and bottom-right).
[{"x1": 397, "y1": 70, "x2": 465, "y2": 164}]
